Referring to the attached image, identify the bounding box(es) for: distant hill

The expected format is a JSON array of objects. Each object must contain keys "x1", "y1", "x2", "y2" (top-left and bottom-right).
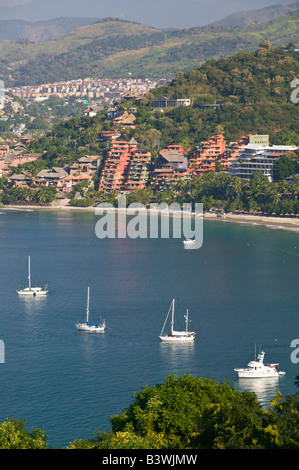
[
  {"x1": 213, "y1": 1, "x2": 299, "y2": 26},
  {"x1": 0, "y1": 13, "x2": 298, "y2": 87},
  {"x1": 0, "y1": 17, "x2": 98, "y2": 42}
]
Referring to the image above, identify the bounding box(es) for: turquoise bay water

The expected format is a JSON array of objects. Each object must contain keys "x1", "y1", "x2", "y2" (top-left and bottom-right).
[{"x1": 0, "y1": 208, "x2": 299, "y2": 447}]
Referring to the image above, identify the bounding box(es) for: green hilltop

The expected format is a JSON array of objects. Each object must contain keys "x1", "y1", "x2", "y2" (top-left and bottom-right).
[
  {"x1": 122, "y1": 43, "x2": 299, "y2": 148},
  {"x1": 0, "y1": 11, "x2": 298, "y2": 86}
]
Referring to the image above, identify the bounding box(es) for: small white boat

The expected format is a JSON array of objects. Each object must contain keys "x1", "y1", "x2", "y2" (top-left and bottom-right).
[
  {"x1": 159, "y1": 299, "x2": 196, "y2": 342},
  {"x1": 17, "y1": 256, "x2": 48, "y2": 296},
  {"x1": 75, "y1": 287, "x2": 106, "y2": 332},
  {"x1": 234, "y1": 350, "x2": 285, "y2": 378},
  {"x1": 183, "y1": 238, "x2": 196, "y2": 246}
]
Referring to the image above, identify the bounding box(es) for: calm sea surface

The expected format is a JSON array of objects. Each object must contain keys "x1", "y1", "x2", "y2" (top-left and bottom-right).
[{"x1": 0, "y1": 208, "x2": 299, "y2": 447}]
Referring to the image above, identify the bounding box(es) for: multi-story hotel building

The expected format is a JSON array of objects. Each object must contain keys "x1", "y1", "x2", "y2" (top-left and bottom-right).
[
  {"x1": 229, "y1": 144, "x2": 298, "y2": 181},
  {"x1": 98, "y1": 139, "x2": 151, "y2": 193},
  {"x1": 125, "y1": 149, "x2": 152, "y2": 192}
]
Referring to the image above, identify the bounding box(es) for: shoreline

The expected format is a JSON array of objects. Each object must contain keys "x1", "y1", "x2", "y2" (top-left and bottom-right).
[
  {"x1": 203, "y1": 212, "x2": 299, "y2": 230},
  {"x1": 2, "y1": 204, "x2": 299, "y2": 231}
]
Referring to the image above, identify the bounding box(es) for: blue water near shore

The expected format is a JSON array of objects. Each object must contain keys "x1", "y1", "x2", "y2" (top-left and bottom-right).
[{"x1": 0, "y1": 208, "x2": 298, "y2": 447}]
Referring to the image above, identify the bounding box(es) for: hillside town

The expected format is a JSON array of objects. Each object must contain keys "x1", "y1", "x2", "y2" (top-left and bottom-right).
[
  {"x1": 0, "y1": 77, "x2": 161, "y2": 135},
  {"x1": 4, "y1": 77, "x2": 159, "y2": 106}
]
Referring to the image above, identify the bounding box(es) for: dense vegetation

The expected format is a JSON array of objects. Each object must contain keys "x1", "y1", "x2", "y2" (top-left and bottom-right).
[
  {"x1": 2, "y1": 374, "x2": 299, "y2": 449},
  {"x1": 136, "y1": 43, "x2": 299, "y2": 147},
  {"x1": 0, "y1": 12, "x2": 298, "y2": 86}
]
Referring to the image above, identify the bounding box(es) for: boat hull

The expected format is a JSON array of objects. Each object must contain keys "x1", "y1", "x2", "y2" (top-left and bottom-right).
[
  {"x1": 17, "y1": 288, "x2": 48, "y2": 296},
  {"x1": 159, "y1": 334, "x2": 195, "y2": 342},
  {"x1": 234, "y1": 369, "x2": 279, "y2": 378},
  {"x1": 75, "y1": 323, "x2": 105, "y2": 332}
]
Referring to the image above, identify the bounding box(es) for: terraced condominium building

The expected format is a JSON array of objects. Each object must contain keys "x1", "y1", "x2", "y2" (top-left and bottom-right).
[{"x1": 98, "y1": 138, "x2": 151, "y2": 193}]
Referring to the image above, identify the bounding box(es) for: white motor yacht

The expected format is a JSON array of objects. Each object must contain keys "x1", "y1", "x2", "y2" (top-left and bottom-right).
[{"x1": 234, "y1": 350, "x2": 285, "y2": 378}]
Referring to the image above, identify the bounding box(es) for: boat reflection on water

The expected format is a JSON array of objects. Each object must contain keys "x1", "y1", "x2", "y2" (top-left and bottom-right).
[
  {"x1": 235, "y1": 377, "x2": 284, "y2": 408},
  {"x1": 17, "y1": 294, "x2": 48, "y2": 314},
  {"x1": 159, "y1": 340, "x2": 196, "y2": 374}
]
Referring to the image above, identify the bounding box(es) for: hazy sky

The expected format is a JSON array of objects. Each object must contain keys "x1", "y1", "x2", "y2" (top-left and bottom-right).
[{"x1": 0, "y1": 0, "x2": 295, "y2": 28}]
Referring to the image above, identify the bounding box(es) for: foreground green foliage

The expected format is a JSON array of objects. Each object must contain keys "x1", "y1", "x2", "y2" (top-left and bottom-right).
[
  {"x1": 0, "y1": 419, "x2": 47, "y2": 449},
  {"x1": 69, "y1": 375, "x2": 299, "y2": 449},
  {"x1": 1, "y1": 375, "x2": 299, "y2": 449}
]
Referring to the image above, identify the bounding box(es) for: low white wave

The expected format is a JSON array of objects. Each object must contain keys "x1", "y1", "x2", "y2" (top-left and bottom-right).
[
  {"x1": 4, "y1": 208, "x2": 34, "y2": 212},
  {"x1": 265, "y1": 224, "x2": 299, "y2": 233}
]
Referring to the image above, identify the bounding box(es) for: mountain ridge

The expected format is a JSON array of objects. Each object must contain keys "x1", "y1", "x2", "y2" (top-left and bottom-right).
[
  {"x1": 0, "y1": 1, "x2": 298, "y2": 42},
  {"x1": 0, "y1": 17, "x2": 98, "y2": 42},
  {"x1": 0, "y1": 0, "x2": 298, "y2": 29},
  {"x1": 212, "y1": 1, "x2": 299, "y2": 26},
  {"x1": 0, "y1": 12, "x2": 298, "y2": 87}
]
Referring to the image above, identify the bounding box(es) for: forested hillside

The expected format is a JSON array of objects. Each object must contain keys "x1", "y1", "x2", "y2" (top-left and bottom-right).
[
  {"x1": 17, "y1": 44, "x2": 299, "y2": 166},
  {"x1": 127, "y1": 43, "x2": 299, "y2": 147},
  {"x1": 0, "y1": 12, "x2": 298, "y2": 86}
]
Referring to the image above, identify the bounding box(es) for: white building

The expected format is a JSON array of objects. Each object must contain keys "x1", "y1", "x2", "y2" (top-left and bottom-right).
[
  {"x1": 229, "y1": 144, "x2": 298, "y2": 181},
  {"x1": 151, "y1": 96, "x2": 191, "y2": 108}
]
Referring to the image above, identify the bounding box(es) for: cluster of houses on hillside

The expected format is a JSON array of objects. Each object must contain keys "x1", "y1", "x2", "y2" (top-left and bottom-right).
[
  {"x1": 0, "y1": 137, "x2": 42, "y2": 176},
  {"x1": 3, "y1": 145, "x2": 100, "y2": 192},
  {"x1": 2, "y1": 131, "x2": 298, "y2": 197}
]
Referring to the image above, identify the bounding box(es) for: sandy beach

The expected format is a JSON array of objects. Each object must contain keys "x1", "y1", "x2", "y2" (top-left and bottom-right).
[
  {"x1": 3, "y1": 204, "x2": 299, "y2": 231},
  {"x1": 204, "y1": 212, "x2": 299, "y2": 230}
]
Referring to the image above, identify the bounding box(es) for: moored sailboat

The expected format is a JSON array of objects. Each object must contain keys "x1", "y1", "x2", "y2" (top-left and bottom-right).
[
  {"x1": 75, "y1": 287, "x2": 106, "y2": 332},
  {"x1": 159, "y1": 299, "x2": 196, "y2": 342},
  {"x1": 17, "y1": 256, "x2": 48, "y2": 296}
]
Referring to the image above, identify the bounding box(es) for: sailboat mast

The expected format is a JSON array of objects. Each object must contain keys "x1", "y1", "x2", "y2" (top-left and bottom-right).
[
  {"x1": 28, "y1": 256, "x2": 31, "y2": 289},
  {"x1": 86, "y1": 287, "x2": 90, "y2": 323},
  {"x1": 171, "y1": 299, "x2": 175, "y2": 335},
  {"x1": 185, "y1": 309, "x2": 188, "y2": 333}
]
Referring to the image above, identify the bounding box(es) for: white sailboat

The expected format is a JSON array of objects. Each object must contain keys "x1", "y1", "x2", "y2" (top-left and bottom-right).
[
  {"x1": 17, "y1": 256, "x2": 48, "y2": 296},
  {"x1": 75, "y1": 287, "x2": 106, "y2": 332},
  {"x1": 159, "y1": 299, "x2": 196, "y2": 342},
  {"x1": 234, "y1": 349, "x2": 286, "y2": 378}
]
